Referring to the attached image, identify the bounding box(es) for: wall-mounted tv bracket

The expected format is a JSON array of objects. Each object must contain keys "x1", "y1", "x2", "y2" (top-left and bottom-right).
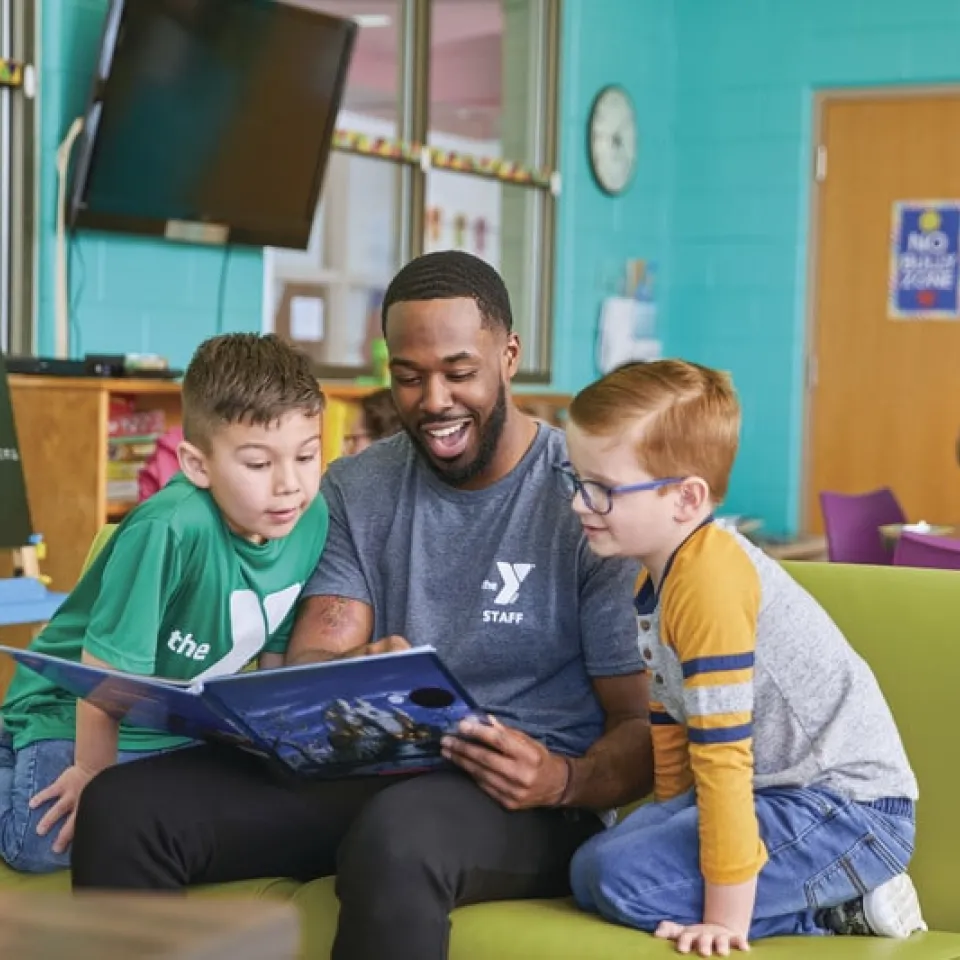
[{"x1": 0, "y1": 58, "x2": 35, "y2": 97}]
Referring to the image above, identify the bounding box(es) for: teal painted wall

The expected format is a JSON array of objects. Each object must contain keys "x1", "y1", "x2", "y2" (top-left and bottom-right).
[
  {"x1": 36, "y1": 0, "x2": 263, "y2": 366},
  {"x1": 552, "y1": 0, "x2": 675, "y2": 392},
  {"x1": 666, "y1": 0, "x2": 960, "y2": 534}
]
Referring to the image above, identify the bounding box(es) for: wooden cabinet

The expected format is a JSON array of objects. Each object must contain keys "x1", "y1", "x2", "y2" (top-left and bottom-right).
[{"x1": 8, "y1": 375, "x2": 570, "y2": 592}]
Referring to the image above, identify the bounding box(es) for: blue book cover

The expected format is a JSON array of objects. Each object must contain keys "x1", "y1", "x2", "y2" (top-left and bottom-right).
[{"x1": 0, "y1": 645, "x2": 482, "y2": 778}]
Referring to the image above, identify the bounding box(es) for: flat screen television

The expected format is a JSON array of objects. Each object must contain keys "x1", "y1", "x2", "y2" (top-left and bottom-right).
[{"x1": 69, "y1": 0, "x2": 357, "y2": 250}]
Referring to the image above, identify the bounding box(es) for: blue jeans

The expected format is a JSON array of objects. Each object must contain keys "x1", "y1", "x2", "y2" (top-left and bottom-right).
[
  {"x1": 0, "y1": 731, "x2": 160, "y2": 873},
  {"x1": 570, "y1": 787, "x2": 916, "y2": 940}
]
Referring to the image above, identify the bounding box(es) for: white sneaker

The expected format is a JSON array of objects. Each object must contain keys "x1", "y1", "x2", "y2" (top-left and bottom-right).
[{"x1": 863, "y1": 874, "x2": 928, "y2": 938}]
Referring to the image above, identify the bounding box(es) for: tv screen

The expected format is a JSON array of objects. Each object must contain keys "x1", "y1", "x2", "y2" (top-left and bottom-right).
[{"x1": 69, "y1": 0, "x2": 357, "y2": 250}]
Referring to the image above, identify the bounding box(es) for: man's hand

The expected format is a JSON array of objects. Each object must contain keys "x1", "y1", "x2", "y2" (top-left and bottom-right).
[
  {"x1": 655, "y1": 922, "x2": 749, "y2": 957},
  {"x1": 30, "y1": 764, "x2": 97, "y2": 854},
  {"x1": 441, "y1": 716, "x2": 570, "y2": 810},
  {"x1": 364, "y1": 635, "x2": 411, "y2": 656}
]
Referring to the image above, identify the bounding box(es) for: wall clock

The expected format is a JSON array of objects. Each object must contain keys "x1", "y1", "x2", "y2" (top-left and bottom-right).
[{"x1": 588, "y1": 85, "x2": 637, "y2": 196}]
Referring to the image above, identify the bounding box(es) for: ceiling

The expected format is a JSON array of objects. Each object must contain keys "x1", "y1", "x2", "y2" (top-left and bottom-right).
[{"x1": 286, "y1": 1, "x2": 504, "y2": 141}]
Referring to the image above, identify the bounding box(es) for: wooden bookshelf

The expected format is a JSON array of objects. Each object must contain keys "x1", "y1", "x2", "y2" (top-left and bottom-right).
[
  {"x1": 8, "y1": 376, "x2": 182, "y2": 592},
  {"x1": 8, "y1": 375, "x2": 571, "y2": 593}
]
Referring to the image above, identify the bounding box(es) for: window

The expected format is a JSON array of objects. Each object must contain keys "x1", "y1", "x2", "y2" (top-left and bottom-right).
[
  {"x1": 264, "y1": 0, "x2": 559, "y2": 381},
  {"x1": 0, "y1": 0, "x2": 37, "y2": 355}
]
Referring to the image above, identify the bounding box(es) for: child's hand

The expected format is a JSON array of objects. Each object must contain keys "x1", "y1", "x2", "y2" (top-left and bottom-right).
[
  {"x1": 655, "y1": 921, "x2": 750, "y2": 957},
  {"x1": 29, "y1": 764, "x2": 97, "y2": 854}
]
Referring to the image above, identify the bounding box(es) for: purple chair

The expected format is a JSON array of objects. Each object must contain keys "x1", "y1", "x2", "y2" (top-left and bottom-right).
[
  {"x1": 893, "y1": 531, "x2": 960, "y2": 571},
  {"x1": 819, "y1": 488, "x2": 905, "y2": 564}
]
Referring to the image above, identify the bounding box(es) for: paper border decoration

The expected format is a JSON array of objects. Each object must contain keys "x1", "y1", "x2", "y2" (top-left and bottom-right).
[
  {"x1": 332, "y1": 130, "x2": 422, "y2": 164},
  {"x1": 332, "y1": 129, "x2": 555, "y2": 190}
]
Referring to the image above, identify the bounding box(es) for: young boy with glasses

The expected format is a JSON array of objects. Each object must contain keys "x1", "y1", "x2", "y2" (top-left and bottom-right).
[{"x1": 559, "y1": 359, "x2": 924, "y2": 955}]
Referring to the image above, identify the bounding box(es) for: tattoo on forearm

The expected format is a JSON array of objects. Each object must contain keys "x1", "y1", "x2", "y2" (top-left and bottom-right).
[
  {"x1": 287, "y1": 595, "x2": 373, "y2": 665},
  {"x1": 315, "y1": 596, "x2": 356, "y2": 632}
]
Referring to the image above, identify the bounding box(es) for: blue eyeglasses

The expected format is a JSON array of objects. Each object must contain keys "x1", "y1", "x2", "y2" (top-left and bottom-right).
[{"x1": 555, "y1": 461, "x2": 684, "y2": 515}]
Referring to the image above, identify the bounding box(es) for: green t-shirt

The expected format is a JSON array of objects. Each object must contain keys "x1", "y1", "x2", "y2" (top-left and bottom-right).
[{"x1": 1, "y1": 474, "x2": 329, "y2": 751}]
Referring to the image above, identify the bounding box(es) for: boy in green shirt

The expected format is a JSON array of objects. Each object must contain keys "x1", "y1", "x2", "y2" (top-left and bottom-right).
[{"x1": 0, "y1": 333, "x2": 328, "y2": 872}]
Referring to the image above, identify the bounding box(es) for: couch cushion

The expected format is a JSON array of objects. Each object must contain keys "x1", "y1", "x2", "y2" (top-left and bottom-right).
[
  {"x1": 193, "y1": 877, "x2": 301, "y2": 900},
  {"x1": 783, "y1": 562, "x2": 960, "y2": 935},
  {"x1": 293, "y1": 877, "x2": 960, "y2": 960},
  {"x1": 0, "y1": 862, "x2": 300, "y2": 900},
  {"x1": 291, "y1": 877, "x2": 339, "y2": 958},
  {"x1": 0, "y1": 863, "x2": 70, "y2": 893},
  {"x1": 452, "y1": 901, "x2": 960, "y2": 960}
]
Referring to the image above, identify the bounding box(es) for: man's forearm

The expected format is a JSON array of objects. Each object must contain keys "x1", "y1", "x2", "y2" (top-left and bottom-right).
[
  {"x1": 561, "y1": 716, "x2": 653, "y2": 810},
  {"x1": 284, "y1": 595, "x2": 374, "y2": 665},
  {"x1": 286, "y1": 632, "x2": 410, "y2": 666},
  {"x1": 285, "y1": 642, "x2": 366, "y2": 666}
]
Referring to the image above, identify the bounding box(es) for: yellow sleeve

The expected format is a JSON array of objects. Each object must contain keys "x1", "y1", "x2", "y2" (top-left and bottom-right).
[
  {"x1": 650, "y1": 700, "x2": 693, "y2": 801},
  {"x1": 662, "y1": 535, "x2": 768, "y2": 885}
]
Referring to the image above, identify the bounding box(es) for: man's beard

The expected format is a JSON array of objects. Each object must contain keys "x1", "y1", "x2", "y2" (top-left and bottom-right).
[{"x1": 407, "y1": 380, "x2": 508, "y2": 487}]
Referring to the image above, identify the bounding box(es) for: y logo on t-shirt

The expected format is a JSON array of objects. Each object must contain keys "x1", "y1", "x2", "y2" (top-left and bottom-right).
[
  {"x1": 481, "y1": 561, "x2": 534, "y2": 624},
  {"x1": 191, "y1": 583, "x2": 301, "y2": 681},
  {"x1": 493, "y1": 562, "x2": 534, "y2": 604}
]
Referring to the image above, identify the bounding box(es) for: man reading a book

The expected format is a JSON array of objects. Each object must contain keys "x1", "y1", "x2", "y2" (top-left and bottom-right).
[{"x1": 71, "y1": 252, "x2": 653, "y2": 960}]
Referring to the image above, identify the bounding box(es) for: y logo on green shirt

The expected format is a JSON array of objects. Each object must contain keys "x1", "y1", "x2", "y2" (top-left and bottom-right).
[{"x1": 188, "y1": 584, "x2": 302, "y2": 681}]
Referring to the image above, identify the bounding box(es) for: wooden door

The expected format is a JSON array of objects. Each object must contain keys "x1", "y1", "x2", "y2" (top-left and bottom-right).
[{"x1": 806, "y1": 94, "x2": 960, "y2": 532}]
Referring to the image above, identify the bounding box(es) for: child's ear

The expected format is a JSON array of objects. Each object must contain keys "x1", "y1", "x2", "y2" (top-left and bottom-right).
[
  {"x1": 178, "y1": 439, "x2": 212, "y2": 489},
  {"x1": 674, "y1": 477, "x2": 710, "y2": 521}
]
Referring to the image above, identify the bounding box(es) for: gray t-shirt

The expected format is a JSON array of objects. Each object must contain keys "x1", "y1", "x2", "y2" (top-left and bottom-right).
[{"x1": 305, "y1": 424, "x2": 642, "y2": 757}]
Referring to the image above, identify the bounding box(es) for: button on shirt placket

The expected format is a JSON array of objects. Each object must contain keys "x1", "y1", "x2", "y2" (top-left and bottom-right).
[{"x1": 640, "y1": 610, "x2": 683, "y2": 719}]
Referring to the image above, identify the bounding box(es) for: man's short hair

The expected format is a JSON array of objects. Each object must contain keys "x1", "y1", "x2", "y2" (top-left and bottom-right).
[
  {"x1": 381, "y1": 250, "x2": 513, "y2": 335},
  {"x1": 569, "y1": 359, "x2": 740, "y2": 502},
  {"x1": 181, "y1": 333, "x2": 324, "y2": 449}
]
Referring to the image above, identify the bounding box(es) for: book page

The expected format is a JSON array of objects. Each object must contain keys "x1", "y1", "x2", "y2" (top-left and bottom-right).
[{"x1": 206, "y1": 648, "x2": 480, "y2": 778}]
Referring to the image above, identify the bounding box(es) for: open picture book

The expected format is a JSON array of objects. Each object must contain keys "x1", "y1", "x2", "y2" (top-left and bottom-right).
[{"x1": 0, "y1": 645, "x2": 481, "y2": 778}]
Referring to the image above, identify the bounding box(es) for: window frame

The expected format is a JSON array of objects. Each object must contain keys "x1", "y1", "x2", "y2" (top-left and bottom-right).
[
  {"x1": 266, "y1": 0, "x2": 561, "y2": 384},
  {"x1": 0, "y1": 0, "x2": 37, "y2": 356}
]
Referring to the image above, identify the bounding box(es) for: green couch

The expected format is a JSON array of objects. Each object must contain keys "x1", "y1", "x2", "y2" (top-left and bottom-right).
[{"x1": 2, "y1": 561, "x2": 959, "y2": 958}]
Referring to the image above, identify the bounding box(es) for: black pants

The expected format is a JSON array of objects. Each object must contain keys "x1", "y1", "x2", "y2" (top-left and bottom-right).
[{"x1": 71, "y1": 745, "x2": 603, "y2": 960}]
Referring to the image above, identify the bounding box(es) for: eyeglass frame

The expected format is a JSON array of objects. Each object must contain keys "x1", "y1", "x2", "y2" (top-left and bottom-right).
[{"x1": 555, "y1": 461, "x2": 686, "y2": 516}]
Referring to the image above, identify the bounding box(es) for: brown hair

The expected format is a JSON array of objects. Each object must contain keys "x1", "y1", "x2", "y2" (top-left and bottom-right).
[
  {"x1": 360, "y1": 388, "x2": 402, "y2": 441},
  {"x1": 182, "y1": 333, "x2": 324, "y2": 449},
  {"x1": 569, "y1": 359, "x2": 740, "y2": 501}
]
